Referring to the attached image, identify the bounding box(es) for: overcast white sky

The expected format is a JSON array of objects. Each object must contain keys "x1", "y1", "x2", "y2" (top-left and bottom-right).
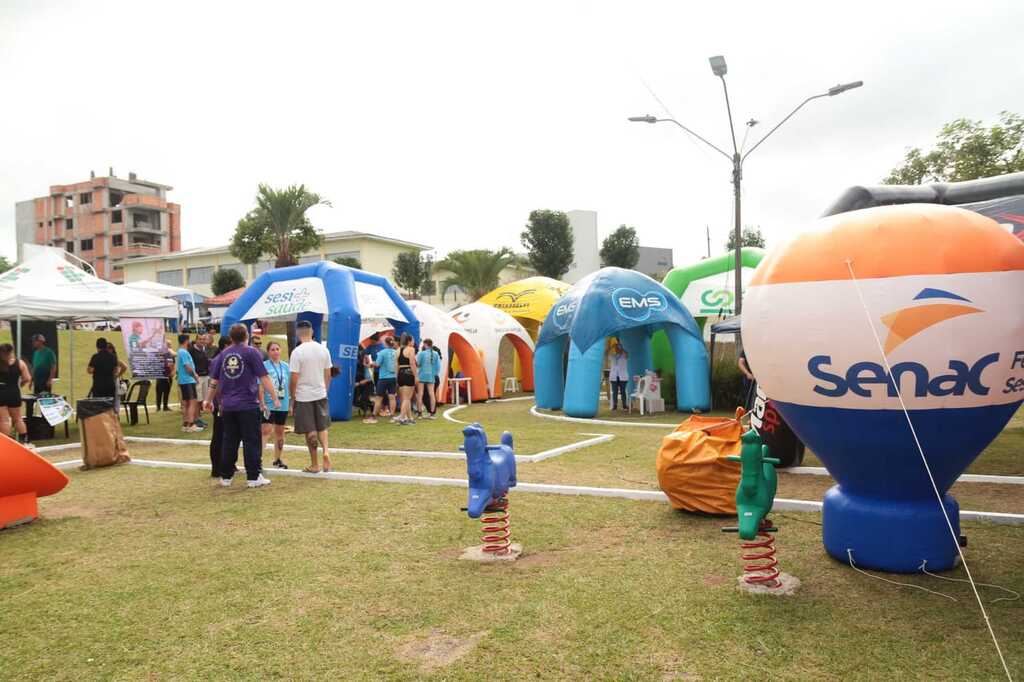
[{"x1": 2, "y1": 0, "x2": 1023, "y2": 266}]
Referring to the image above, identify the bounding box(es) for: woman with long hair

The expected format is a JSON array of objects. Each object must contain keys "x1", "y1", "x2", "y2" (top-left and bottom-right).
[
  {"x1": 0, "y1": 343, "x2": 32, "y2": 445},
  {"x1": 395, "y1": 332, "x2": 418, "y2": 425},
  {"x1": 258, "y1": 341, "x2": 290, "y2": 469}
]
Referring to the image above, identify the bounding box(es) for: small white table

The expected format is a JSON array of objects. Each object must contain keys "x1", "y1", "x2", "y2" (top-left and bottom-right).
[{"x1": 449, "y1": 377, "x2": 473, "y2": 406}]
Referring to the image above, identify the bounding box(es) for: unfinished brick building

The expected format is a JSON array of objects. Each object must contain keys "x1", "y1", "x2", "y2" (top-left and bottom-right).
[{"x1": 15, "y1": 170, "x2": 182, "y2": 282}]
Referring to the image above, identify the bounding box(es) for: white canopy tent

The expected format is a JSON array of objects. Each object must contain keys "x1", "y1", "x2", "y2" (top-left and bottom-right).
[
  {"x1": 0, "y1": 249, "x2": 179, "y2": 402},
  {"x1": 449, "y1": 302, "x2": 535, "y2": 398},
  {"x1": 122, "y1": 279, "x2": 194, "y2": 298}
]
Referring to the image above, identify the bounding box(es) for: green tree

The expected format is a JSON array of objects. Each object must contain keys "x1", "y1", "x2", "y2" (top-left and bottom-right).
[
  {"x1": 884, "y1": 111, "x2": 1024, "y2": 184},
  {"x1": 521, "y1": 210, "x2": 574, "y2": 278},
  {"x1": 211, "y1": 268, "x2": 245, "y2": 296},
  {"x1": 599, "y1": 225, "x2": 640, "y2": 268},
  {"x1": 333, "y1": 256, "x2": 362, "y2": 269},
  {"x1": 229, "y1": 184, "x2": 330, "y2": 268},
  {"x1": 725, "y1": 226, "x2": 766, "y2": 251},
  {"x1": 435, "y1": 249, "x2": 515, "y2": 303},
  {"x1": 0, "y1": 256, "x2": 12, "y2": 274},
  {"x1": 392, "y1": 251, "x2": 435, "y2": 298}
]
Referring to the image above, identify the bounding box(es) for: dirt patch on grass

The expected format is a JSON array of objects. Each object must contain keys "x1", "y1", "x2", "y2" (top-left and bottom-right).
[
  {"x1": 395, "y1": 628, "x2": 487, "y2": 673},
  {"x1": 40, "y1": 502, "x2": 108, "y2": 521},
  {"x1": 513, "y1": 551, "x2": 559, "y2": 568}
]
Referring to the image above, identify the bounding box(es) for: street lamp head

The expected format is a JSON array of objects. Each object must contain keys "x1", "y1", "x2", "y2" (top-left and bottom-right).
[
  {"x1": 627, "y1": 115, "x2": 658, "y2": 123},
  {"x1": 709, "y1": 55, "x2": 728, "y2": 77},
  {"x1": 828, "y1": 80, "x2": 864, "y2": 96}
]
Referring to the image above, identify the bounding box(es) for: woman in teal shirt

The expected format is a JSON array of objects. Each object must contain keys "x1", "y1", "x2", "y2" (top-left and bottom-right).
[
  {"x1": 415, "y1": 339, "x2": 437, "y2": 419},
  {"x1": 258, "y1": 341, "x2": 291, "y2": 469}
]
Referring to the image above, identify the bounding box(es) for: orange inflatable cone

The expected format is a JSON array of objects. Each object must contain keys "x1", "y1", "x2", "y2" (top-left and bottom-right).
[{"x1": 0, "y1": 434, "x2": 69, "y2": 529}]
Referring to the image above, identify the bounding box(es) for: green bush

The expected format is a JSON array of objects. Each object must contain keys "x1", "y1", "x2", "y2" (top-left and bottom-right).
[{"x1": 711, "y1": 349, "x2": 746, "y2": 411}]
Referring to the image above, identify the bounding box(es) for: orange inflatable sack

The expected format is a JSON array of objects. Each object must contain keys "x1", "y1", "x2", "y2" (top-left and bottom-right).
[{"x1": 656, "y1": 411, "x2": 743, "y2": 514}]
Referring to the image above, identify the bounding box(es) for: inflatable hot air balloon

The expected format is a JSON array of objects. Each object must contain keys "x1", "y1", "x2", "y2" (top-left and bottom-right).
[
  {"x1": 743, "y1": 204, "x2": 1024, "y2": 573},
  {"x1": 0, "y1": 435, "x2": 69, "y2": 528}
]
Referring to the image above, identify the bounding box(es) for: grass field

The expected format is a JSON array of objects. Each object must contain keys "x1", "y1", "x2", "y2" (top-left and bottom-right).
[
  {"x1": 3, "y1": 462, "x2": 1022, "y2": 680},
  {"x1": 4, "y1": 332, "x2": 1024, "y2": 678}
]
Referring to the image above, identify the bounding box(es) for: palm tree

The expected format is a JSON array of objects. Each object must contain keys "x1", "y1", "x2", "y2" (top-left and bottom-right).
[
  {"x1": 435, "y1": 249, "x2": 516, "y2": 303},
  {"x1": 230, "y1": 184, "x2": 330, "y2": 268},
  {"x1": 229, "y1": 184, "x2": 330, "y2": 351}
]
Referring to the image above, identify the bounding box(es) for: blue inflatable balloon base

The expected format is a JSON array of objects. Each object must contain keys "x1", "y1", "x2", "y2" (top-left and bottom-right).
[{"x1": 822, "y1": 485, "x2": 961, "y2": 573}]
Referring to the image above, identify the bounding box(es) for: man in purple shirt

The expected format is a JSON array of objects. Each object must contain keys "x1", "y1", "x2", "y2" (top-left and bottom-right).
[{"x1": 204, "y1": 324, "x2": 280, "y2": 488}]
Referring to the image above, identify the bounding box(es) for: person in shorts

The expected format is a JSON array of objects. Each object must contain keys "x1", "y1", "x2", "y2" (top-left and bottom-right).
[
  {"x1": 190, "y1": 333, "x2": 212, "y2": 428},
  {"x1": 415, "y1": 339, "x2": 438, "y2": 419},
  {"x1": 259, "y1": 341, "x2": 290, "y2": 469},
  {"x1": 0, "y1": 343, "x2": 31, "y2": 445},
  {"x1": 177, "y1": 334, "x2": 202, "y2": 432},
  {"x1": 365, "y1": 335, "x2": 397, "y2": 424},
  {"x1": 289, "y1": 321, "x2": 334, "y2": 473}
]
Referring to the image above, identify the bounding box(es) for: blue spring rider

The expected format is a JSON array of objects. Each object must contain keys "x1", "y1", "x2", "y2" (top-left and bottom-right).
[
  {"x1": 723, "y1": 428, "x2": 783, "y2": 588},
  {"x1": 460, "y1": 423, "x2": 517, "y2": 554}
]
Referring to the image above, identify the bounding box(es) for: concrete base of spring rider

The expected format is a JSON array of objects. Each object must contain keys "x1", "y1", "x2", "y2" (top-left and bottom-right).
[
  {"x1": 737, "y1": 572, "x2": 801, "y2": 596},
  {"x1": 459, "y1": 543, "x2": 524, "y2": 563}
]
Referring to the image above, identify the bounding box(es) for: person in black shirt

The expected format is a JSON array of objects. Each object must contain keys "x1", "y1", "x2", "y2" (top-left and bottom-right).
[
  {"x1": 88, "y1": 338, "x2": 118, "y2": 398},
  {"x1": 190, "y1": 334, "x2": 212, "y2": 428},
  {"x1": 155, "y1": 349, "x2": 174, "y2": 410}
]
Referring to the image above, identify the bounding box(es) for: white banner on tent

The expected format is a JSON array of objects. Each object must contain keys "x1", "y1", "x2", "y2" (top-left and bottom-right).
[
  {"x1": 354, "y1": 281, "x2": 407, "y2": 322},
  {"x1": 680, "y1": 266, "x2": 758, "y2": 317},
  {"x1": 359, "y1": 317, "x2": 393, "y2": 342},
  {"x1": 243, "y1": 277, "x2": 328, "y2": 320}
]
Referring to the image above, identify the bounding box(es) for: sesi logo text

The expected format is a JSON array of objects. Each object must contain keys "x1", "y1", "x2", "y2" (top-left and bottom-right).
[{"x1": 808, "y1": 353, "x2": 1001, "y2": 398}]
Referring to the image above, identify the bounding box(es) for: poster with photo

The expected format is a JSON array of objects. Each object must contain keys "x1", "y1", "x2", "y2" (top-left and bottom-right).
[
  {"x1": 120, "y1": 318, "x2": 168, "y2": 379},
  {"x1": 38, "y1": 396, "x2": 72, "y2": 426}
]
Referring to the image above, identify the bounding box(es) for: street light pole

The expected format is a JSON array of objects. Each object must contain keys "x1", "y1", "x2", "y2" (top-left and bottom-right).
[{"x1": 629, "y1": 58, "x2": 862, "y2": 316}]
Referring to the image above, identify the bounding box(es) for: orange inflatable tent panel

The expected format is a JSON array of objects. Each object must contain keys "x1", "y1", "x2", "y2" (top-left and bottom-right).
[
  {"x1": 0, "y1": 434, "x2": 69, "y2": 528},
  {"x1": 656, "y1": 414, "x2": 742, "y2": 514}
]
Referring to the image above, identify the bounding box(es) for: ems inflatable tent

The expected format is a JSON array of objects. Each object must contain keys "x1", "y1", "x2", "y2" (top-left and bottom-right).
[
  {"x1": 651, "y1": 248, "x2": 764, "y2": 395},
  {"x1": 535, "y1": 268, "x2": 710, "y2": 418},
  {"x1": 450, "y1": 303, "x2": 535, "y2": 399},
  {"x1": 477, "y1": 277, "x2": 571, "y2": 339},
  {"x1": 406, "y1": 300, "x2": 488, "y2": 403},
  {"x1": 221, "y1": 261, "x2": 419, "y2": 422}
]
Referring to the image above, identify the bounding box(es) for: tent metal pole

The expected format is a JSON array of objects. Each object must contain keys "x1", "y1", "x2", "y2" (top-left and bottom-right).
[
  {"x1": 69, "y1": 322, "x2": 74, "y2": 405},
  {"x1": 15, "y1": 314, "x2": 21, "y2": 363}
]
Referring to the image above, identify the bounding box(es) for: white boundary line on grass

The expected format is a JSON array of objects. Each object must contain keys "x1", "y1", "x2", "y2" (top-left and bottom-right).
[
  {"x1": 47, "y1": 457, "x2": 1024, "y2": 525},
  {"x1": 119, "y1": 433, "x2": 615, "y2": 464},
  {"x1": 530, "y1": 404, "x2": 679, "y2": 429},
  {"x1": 785, "y1": 466, "x2": 1024, "y2": 486}
]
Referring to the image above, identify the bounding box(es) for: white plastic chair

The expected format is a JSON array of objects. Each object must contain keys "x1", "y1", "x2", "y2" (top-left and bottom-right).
[{"x1": 628, "y1": 375, "x2": 647, "y2": 415}]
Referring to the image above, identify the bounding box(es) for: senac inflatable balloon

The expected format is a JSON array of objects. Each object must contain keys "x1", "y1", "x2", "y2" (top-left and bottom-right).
[{"x1": 743, "y1": 204, "x2": 1024, "y2": 572}]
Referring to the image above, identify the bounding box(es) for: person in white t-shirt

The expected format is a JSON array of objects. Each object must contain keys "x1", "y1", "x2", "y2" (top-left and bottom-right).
[
  {"x1": 288, "y1": 321, "x2": 335, "y2": 473},
  {"x1": 608, "y1": 339, "x2": 630, "y2": 411}
]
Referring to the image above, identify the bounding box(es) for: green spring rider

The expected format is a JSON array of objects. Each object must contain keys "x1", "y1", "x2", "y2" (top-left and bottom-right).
[{"x1": 723, "y1": 428, "x2": 782, "y2": 587}]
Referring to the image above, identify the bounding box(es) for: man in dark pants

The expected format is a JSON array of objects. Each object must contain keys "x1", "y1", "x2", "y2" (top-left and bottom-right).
[
  {"x1": 204, "y1": 324, "x2": 279, "y2": 489},
  {"x1": 206, "y1": 337, "x2": 229, "y2": 477},
  {"x1": 190, "y1": 333, "x2": 212, "y2": 428}
]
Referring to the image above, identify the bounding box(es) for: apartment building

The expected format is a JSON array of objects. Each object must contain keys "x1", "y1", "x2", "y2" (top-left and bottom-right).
[{"x1": 15, "y1": 171, "x2": 181, "y2": 282}]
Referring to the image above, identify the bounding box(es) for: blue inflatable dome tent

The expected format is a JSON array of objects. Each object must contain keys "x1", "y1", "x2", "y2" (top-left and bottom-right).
[
  {"x1": 534, "y1": 268, "x2": 710, "y2": 418},
  {"x1": 220, "y1": 261, "x2": 419, "y2": 422}
]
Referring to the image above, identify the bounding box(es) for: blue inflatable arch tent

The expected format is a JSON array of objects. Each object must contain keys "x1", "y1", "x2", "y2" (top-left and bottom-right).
[
  {"x1": 220, "y1": 261, "x2": 419, "y2": 422},
  {"x1": 534, "y1": 268, "x2": 710, "y2": 418}
]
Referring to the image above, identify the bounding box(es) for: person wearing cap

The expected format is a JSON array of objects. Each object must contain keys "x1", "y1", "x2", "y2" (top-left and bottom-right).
[
  {"x1": 288, "y1": 320, "x2": 334, "y2": 473},
  {"x1": 30, "y1": 334, "x2": 57, "y2": 396}
]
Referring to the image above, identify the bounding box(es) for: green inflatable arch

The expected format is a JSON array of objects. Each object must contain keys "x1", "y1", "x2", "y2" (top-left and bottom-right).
[{"x1": 652, "y1": 248, "x2": 765, "y2": 403}]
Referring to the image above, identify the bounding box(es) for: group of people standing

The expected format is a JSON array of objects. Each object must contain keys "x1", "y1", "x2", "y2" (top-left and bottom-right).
[
  {"x1": 360, "y1": 333, "x2": 441, "y2": 425},
  {"x1": 201, "y1": 320, "x2": 334, "y2": 488}
]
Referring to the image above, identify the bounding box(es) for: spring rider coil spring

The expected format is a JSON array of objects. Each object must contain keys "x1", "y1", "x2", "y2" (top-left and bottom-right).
[
  {"x1": 480, "y1": 497, "x2": 511, "y2": 555},
  {"x1": 460, "y1": 422, "x2": 518, "y2": 558},
  {"x1": 723, "y1": 428, "x2": 782, "y2": 589}
]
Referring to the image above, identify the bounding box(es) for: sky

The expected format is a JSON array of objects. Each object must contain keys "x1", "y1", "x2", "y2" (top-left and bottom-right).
[{"x1": 2, "y1": 0, "x2": 1023, "y2": 266}]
